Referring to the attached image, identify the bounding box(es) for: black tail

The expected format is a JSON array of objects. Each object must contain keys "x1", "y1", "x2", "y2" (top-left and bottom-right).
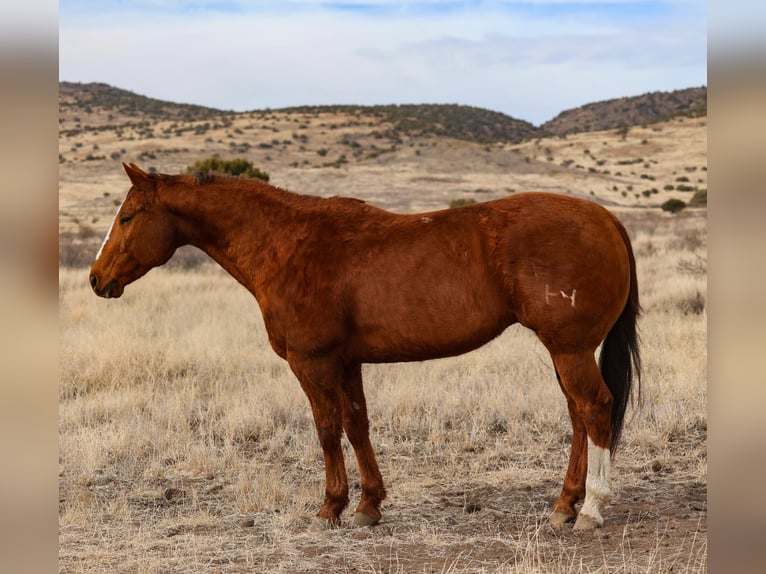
[{"x1": 599, "y1": 218, "x2": 642, "y2": 455}]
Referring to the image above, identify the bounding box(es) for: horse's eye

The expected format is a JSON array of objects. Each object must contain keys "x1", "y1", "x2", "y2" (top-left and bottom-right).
[{"x1": 119, "y1": 215, "x2": 134, "y2": 225}]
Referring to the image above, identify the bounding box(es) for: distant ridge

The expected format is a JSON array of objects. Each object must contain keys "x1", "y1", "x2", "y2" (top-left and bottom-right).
[
  {"x1": 59, "y1": 81, "x2": 225, "y2": 121},
  {"x1": 541, "y1": 87, "x2": 707, "y2": 136},
  {"x1": 279, "y1": 103, "x2": 538, "y2": 144},
  {"x1": 59, "y1": 82, "x2": 706, "y2": 143}
]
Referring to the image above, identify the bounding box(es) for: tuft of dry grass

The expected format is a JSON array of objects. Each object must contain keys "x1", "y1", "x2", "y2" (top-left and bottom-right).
[{"x1": 59, "y1": 210, "x2": 706, "y2": 573}]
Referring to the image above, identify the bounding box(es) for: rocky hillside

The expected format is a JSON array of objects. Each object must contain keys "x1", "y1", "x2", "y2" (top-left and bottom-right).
[
  {"x1": 280, "y1": 104, "x2": 538, "y2": 144},
  {"x1": 541, "y1": 87, "x2": 707, "y2": 136},
  {"x1": 60, "y1": 82, "x2": 705, "y2": 144},
  {"x1": 60, "y1": 83, "x2": 537, "y2": 144},
  {"x1": 59, "y1": 82, "x2": 224, "y2": 123}
]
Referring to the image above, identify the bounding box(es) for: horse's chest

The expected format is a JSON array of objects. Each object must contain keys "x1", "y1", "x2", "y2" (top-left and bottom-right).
[{"x1": 261, "y1": 300, "x2": 346, "y2": 360}]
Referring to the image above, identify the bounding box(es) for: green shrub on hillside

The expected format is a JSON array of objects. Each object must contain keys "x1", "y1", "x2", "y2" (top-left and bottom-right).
[
  {"x1": 689, "y1": 188, "x2": 707, "y2": 207},
  {"x1": 187, "y1": 157, "x2": 269, "y2": 181},
  {"x1": 661, "y1": 198, "x2": 686, "y2": 213},
  {"x1": 449, "y1": 198, "x2": 476, "y2": 209}
]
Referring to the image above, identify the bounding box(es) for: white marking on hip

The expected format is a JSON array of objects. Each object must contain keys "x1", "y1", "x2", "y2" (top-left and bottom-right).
[
  {"x1": 560, "y1": 289, "x2": 576, "y2": 307},
  {"x1": 420, "y1": 216, "x2": 433, "y2": 223}
]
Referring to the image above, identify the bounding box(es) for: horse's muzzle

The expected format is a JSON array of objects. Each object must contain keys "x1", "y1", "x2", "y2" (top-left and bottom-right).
[{"x1": 89, "y1": 273, "x2": 123, "y2": 298}]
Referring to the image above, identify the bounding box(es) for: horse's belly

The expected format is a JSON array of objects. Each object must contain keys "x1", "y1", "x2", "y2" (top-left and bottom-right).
[{"x1": 348, "y1": 293, "x2": 513, "y2": 363}]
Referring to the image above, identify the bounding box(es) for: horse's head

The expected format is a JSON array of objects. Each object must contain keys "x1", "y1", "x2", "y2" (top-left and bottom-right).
[{"x1": 89, "y1": 163, "x2": 178, "y2": 298}]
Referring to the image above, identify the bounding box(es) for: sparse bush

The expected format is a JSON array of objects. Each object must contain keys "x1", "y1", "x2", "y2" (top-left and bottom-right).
[
  {"x1": 689, "y1": 188, "x2": 707, "y2": 207},
  {"x1": 449, "y1": 198, "x2": 476, "y2": 209},
  {"x1": 675, "y1": 290, "x2": 706, "y2": 315},
  {"x1": 662, "y1": 198, "x2": 686, "y2": 213},
  {"x1": 616, "y1": 125, "x2": 629, "y2": 140},
  {"x1": 324, "y1": 154, "x2": 348, "y2": 169},
  {"x1": 677, "y1": 255, "x2": 707, "y2": 275},
  {"x1": 186, "y1": 157, "x2": 269, "y2": 181}
]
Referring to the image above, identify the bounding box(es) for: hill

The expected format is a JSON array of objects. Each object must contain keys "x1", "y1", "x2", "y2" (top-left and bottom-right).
[
  {"x1": 279, "y1": 104, "x2": 538, "y2": 144},
  {"x1": 59, "y1": 82, "x2": 224, "y2": 123},
  {"x1": 60, "y1": 83, "x2": 537, "y2": 144},
  {"x1": 58, "y1": 80, "x2": 707, "y2": 261},
  {"x1": 541, "y1": 87, "x2": 707, "y2": 136},
  {"x1": 60, "y1": 82, "x2": 706, "y2": 143}
]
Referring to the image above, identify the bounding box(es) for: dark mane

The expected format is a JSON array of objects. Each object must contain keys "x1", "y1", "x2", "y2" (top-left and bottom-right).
[
  {"x1": 162, "y1": 171, "x2": 369, "y2": 213},
  {"x1": 193, "y1": 171, "x2": 219, "y2": 186},
  {"x1": 150, "y1": 170, "x2": 249, "y2": 187},
  {"x1": 161, "y1": 170, "x2": 283, "y2": 192}
]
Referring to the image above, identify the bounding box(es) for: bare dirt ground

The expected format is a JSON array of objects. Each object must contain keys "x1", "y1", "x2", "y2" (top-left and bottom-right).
[
  {"x1": 59, "y1": 103, "x2": 706, "y2": 572},
  {"x1": 59, "y1": 453, "x2": 706, "y2": 573}
]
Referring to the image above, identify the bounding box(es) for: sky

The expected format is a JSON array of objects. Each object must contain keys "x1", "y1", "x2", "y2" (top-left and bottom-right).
[{"x1": 58, "y1": 1, "x2": 708, "y2": 125}]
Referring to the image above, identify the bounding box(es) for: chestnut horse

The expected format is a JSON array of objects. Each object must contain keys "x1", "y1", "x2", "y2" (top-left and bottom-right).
[{"x1": 90, "y1": 163, "x2": 640, "y2": 530}]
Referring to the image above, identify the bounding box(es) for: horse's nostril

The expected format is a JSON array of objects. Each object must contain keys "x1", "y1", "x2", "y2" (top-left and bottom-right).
[{"x1": 89, "y1": 274, "x2": 98, "y2": 289}]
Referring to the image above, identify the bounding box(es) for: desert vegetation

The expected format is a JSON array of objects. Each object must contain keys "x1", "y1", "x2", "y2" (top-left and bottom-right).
[
  {"x1": 59, "y1": 82, "x2": 706, "y2": 572},
  {"x1": 59, "y1": 207, "x2": 706, "y2": 573},
  {"x1": 541, "y1": 87, "x2": 707, "y2": 136},
  {"x1": 186, "y1": 157, "x2": 270, "y2": 181}
]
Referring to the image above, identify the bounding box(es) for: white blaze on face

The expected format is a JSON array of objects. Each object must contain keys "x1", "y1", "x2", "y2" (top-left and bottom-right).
[
  {"x1": 94, "y1": 204, "x2": 123, "y2": 262},
  {"x1": 579, "y1": 436, "x2": 613, "y2": 525}
]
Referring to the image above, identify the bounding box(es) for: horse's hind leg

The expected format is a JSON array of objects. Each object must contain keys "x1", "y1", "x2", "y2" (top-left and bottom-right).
[
  {"x1": 340, "y1": 364, "x2": 386, "y2": 526},
  {"x1": 549, "y1": 374, "x2": 587, "y2": 526},
  {"x1": 551, "y1": 352, "x2": 614, "y2": 529}
]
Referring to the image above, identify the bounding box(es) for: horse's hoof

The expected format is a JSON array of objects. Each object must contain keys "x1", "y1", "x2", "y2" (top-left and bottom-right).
[
  {"x1": 573, "y1": 513, "x2": 602, "y2": 530},
  {"x1": 309, "y1": 517, "x2": 339, "y2": 531},
  {"x1": 353, "y1": 512, "x2": 380, "y2": 527},
  {"x1": 549, "y1": 511, "x2": 576, "y2": 527}
]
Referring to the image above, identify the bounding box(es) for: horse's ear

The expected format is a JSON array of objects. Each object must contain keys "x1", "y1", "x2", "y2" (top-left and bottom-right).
[{"x1": 122, "y1": 162, "x2": 154, "y2": 190}]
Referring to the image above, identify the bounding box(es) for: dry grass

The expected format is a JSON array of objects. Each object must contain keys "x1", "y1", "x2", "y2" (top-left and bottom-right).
[{"x1": 59, "y1": 208, "x2": 706, "y2": 573}]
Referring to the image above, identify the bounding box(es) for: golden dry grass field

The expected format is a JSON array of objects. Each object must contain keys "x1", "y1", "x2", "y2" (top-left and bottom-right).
[{"x1": 59, "y1": 99, "x2": 706, "y2": 573}]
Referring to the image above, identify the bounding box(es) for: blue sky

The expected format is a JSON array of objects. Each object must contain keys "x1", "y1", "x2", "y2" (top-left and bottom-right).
[{"x1": 58, "y1": 1, "x2": 707, "y2": 125}]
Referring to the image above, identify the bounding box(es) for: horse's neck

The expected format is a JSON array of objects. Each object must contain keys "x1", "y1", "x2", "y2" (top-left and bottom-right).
[{"x1": 164, "y1": 181, "x2": 300, "y2": 295}]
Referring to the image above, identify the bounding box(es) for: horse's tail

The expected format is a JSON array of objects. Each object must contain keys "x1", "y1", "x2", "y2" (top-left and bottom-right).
[{"x1": 599, "y1": 217, "x2": 642, "y2": 455}]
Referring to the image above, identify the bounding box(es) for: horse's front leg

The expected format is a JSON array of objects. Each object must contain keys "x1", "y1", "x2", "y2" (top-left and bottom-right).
[
  {"x1": 288, "y1": 354, "x2": 349, "y2": 527},
  {"x1": 340, "y1": 363, "x2": 386, "y2": 526}
]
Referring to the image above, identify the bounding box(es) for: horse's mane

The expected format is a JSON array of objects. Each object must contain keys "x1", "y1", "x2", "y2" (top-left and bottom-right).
[
  {"x1": 163, "y1": 171, "x2": 297, "y2": 198},
  {"x1": 192, "y1": 171, "x2": 219, "y2": 186},
  {"x1": 159, "y1": 171, "x2": 368, "y2": 213}
]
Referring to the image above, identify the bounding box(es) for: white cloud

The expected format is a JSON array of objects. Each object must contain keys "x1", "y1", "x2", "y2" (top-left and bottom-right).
[{"x1": 59, "y1": 0, "x2": 706, "y2": 124}]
